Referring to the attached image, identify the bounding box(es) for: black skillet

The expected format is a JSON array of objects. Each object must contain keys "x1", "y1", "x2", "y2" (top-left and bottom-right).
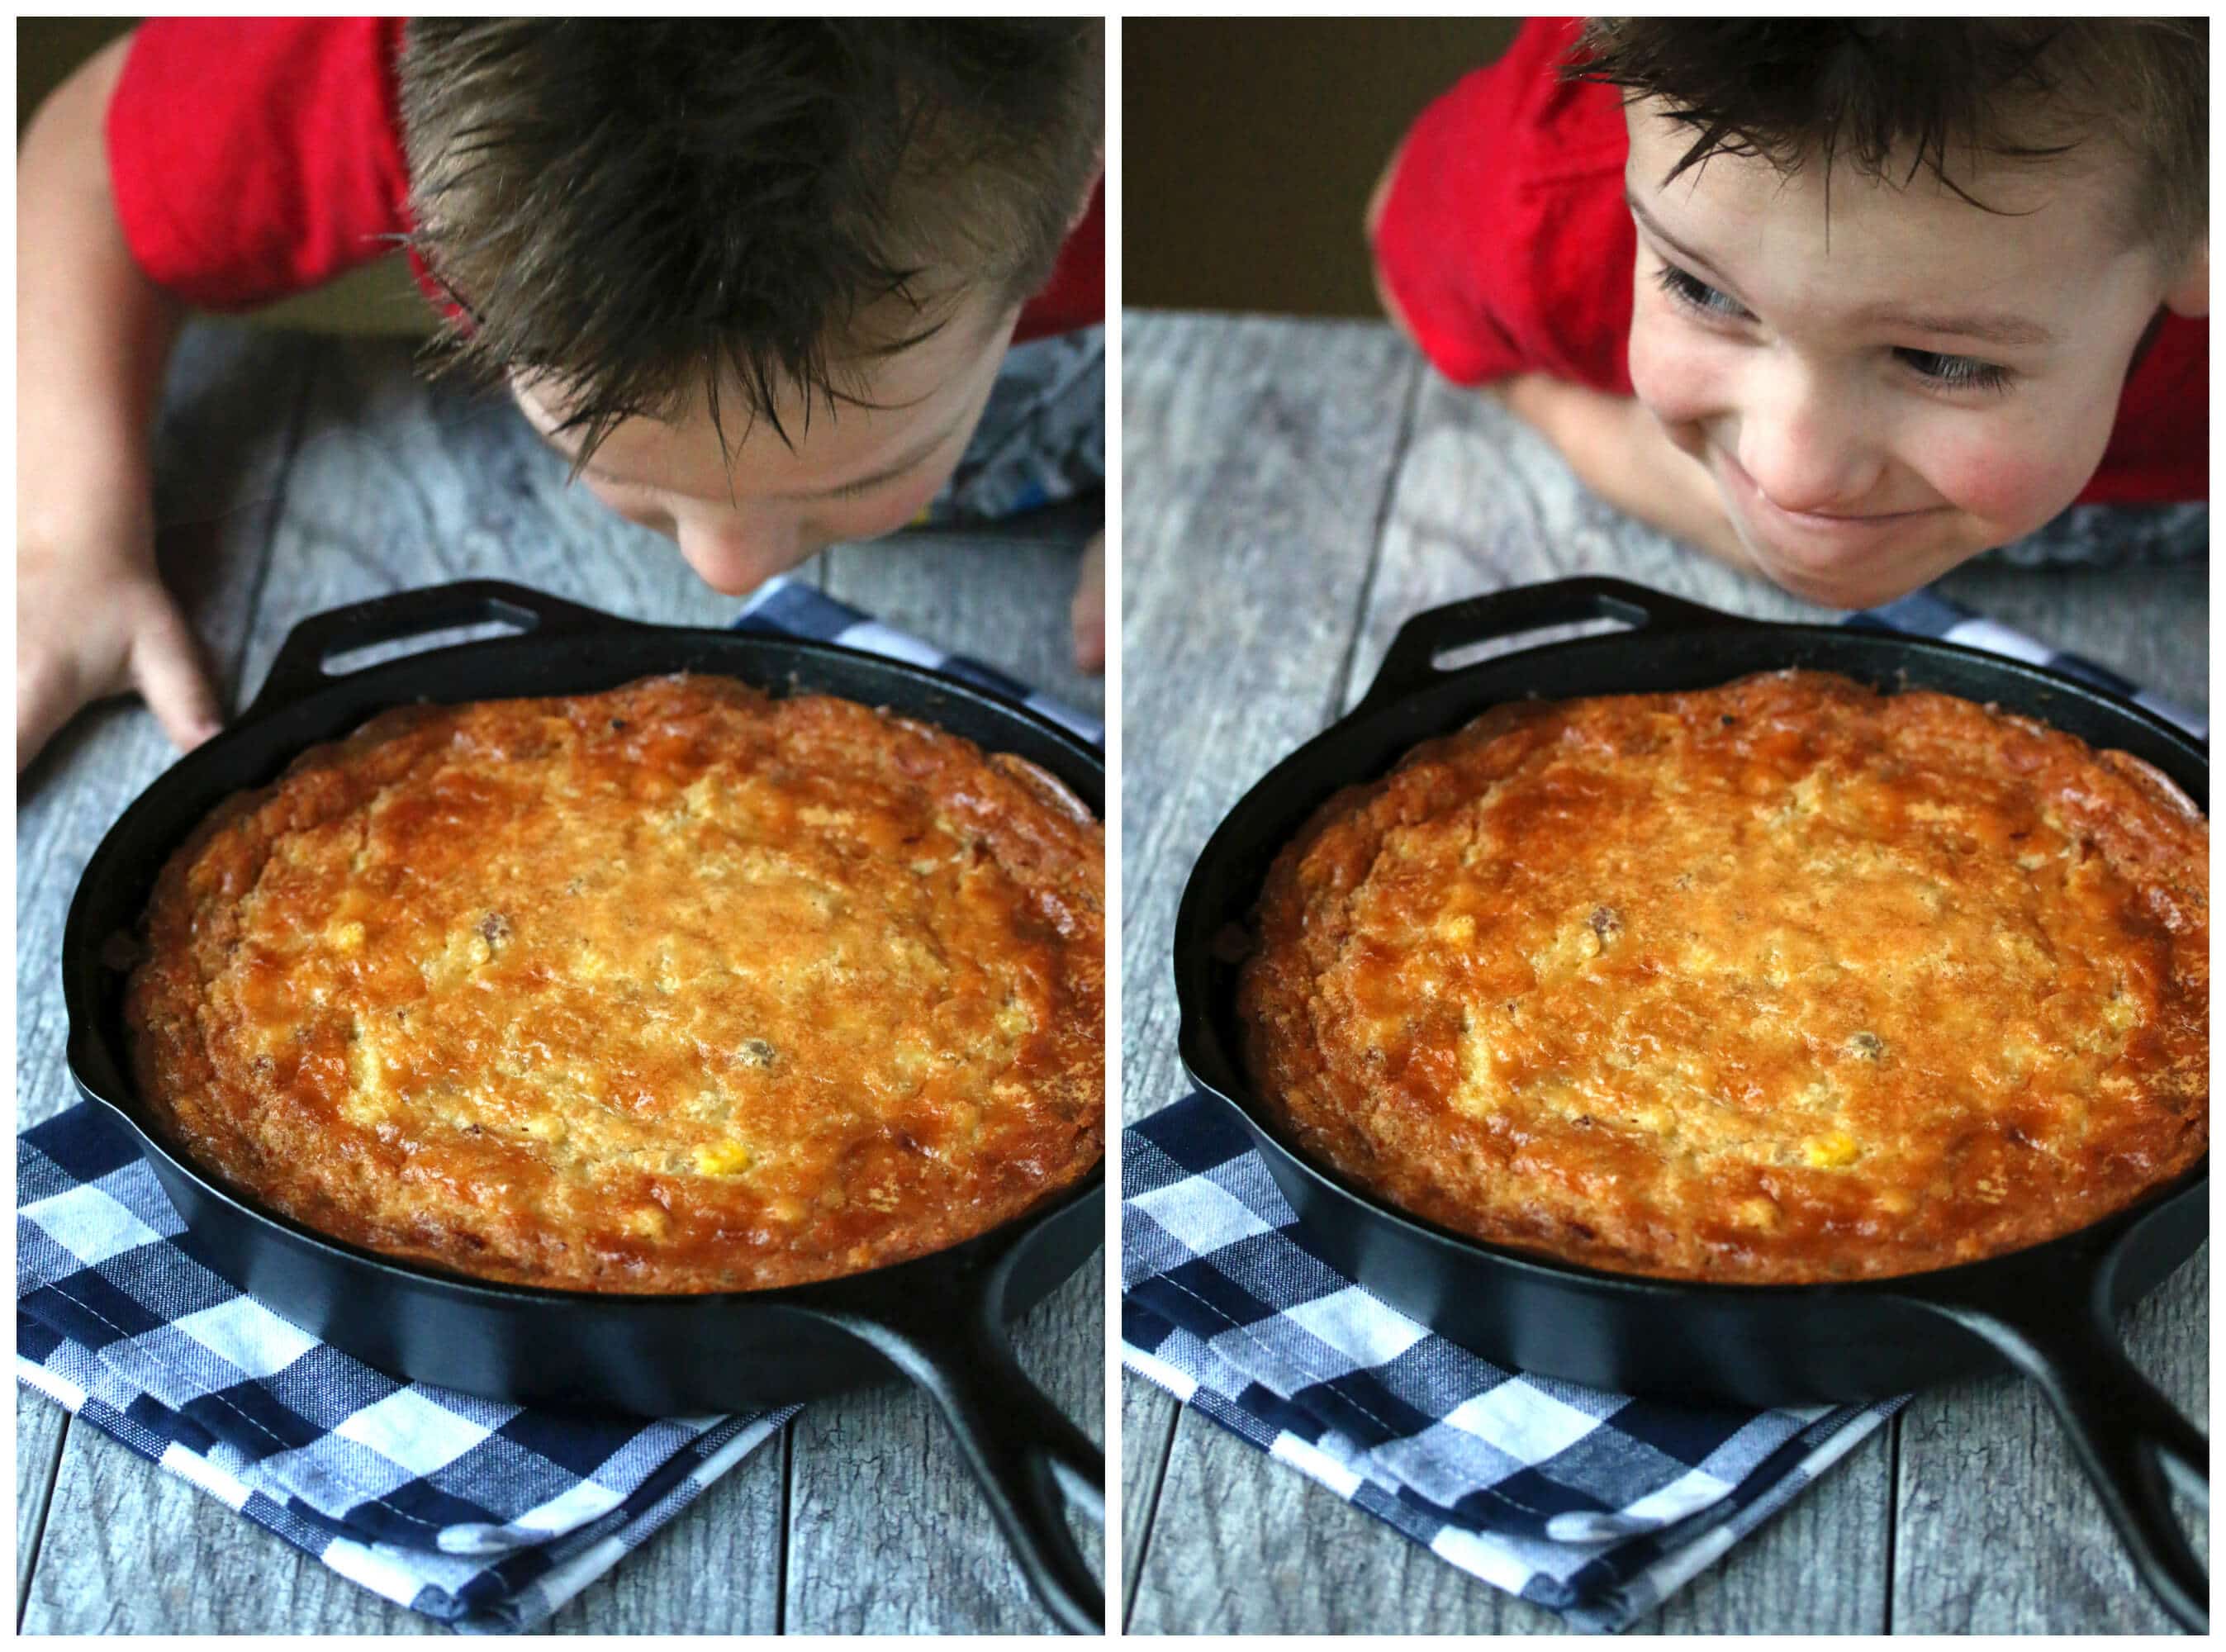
[
  {"x1": 62, "y1": 579, "x2": 1108, "y2": 1634},
  {"x1": 1175, "y1": 576, "x2": 2209, "y2": 1632}
]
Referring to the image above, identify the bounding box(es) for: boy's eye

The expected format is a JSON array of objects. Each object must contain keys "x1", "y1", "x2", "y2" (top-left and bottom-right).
[
  {"x1": 1895, "y1": 349, "x2": 2012, "y2": 394},
  {"x1": 1654, "y1": 263, "x2": 1752, "y2": 321}
]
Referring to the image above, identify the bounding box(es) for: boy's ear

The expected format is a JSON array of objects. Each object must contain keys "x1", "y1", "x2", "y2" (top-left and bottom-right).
[{"x1": 2162, "y1": 241, "x2": 2208, "y2": 318}]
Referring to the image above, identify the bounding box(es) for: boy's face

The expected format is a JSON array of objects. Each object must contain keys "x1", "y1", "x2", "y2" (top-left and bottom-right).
[
  {"x1": 1622, "y1": 101, "x2": 2202, "y2": 607},
  {"x1": 511, "y1": 294, "x2": 1018, "y2": 596}
]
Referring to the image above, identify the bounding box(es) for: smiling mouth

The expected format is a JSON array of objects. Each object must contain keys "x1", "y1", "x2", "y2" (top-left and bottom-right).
[{"x1": 1716, "y1": 453, "x2": 1943, "y2": 533}]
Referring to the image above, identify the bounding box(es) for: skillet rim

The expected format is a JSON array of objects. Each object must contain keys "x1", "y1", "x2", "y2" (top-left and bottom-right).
[
  {"x1": 61, "y1": 601, "x2": 1109, "y2": 1308},
  {"x1": 1174, "y1": 591, "x2": 2210, "y2": 1302}
]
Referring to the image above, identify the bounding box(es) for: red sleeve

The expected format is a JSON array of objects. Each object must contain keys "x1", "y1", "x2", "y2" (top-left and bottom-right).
[
  {"x1": 1370, "y1": 17, "x2": 1635, "y2": 393},
  {"x1": 2078, "y1": 312, "x2": 2208, "y2": 504},
  {"x1": 106, "y1": 18, "x2": 414, "y2": 311},
  {"x1": 1013, "y1": 178, "x2": 1104, "y2": 343}
]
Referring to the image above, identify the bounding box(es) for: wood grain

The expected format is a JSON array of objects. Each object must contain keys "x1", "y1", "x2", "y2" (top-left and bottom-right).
[
  {"x1": 17, "y1": 325, "x2": 1106, "y2": 1635},
  {"x1": 1891, "y1": 1247, "x2": 2208, "y2": 1634},
  {"x1": 1118, "y1": 309, "x2": 2209, "y2": 1636},
  {"x1": 17, "y1": 322, "x2": 319, "y2": 1630}
]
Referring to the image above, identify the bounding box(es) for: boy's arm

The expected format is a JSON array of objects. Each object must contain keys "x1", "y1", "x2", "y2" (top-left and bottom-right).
[
  {"x1": 1489, "y1": 375, "x2": 1753, "y2": 574},
  {"x1": 18, "y1": 31, "x2": 221, "y2": 771}
]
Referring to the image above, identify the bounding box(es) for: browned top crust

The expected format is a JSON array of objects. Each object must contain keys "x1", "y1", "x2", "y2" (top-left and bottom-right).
[
  {"x1": 127, "y1": 674, "x2": 1104, "y2": 1293},
  {"x1": 1238, "y1": 669, "x2": 2207, "y2": 1284}
]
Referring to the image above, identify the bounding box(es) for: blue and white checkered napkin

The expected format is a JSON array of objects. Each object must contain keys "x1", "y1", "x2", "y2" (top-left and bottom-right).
[
  {"x1": 17, "y1": 578, "x2": 1097, "y2": 1633},
  {"x1": 735, "y1": 573, "x2": 1104, "y2": 746},
  {"x1": 1121, "y1": 593, "x2": 2205, "y2": 1633}
]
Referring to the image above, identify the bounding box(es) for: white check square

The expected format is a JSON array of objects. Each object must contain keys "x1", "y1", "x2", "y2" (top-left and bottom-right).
[
  {"x1": 331, "y1": 1388, "x2": 496, "y2": 1475},
  {"x1": 1281, "y1": 1284, "x2": 1429, "y2": 1370},
  {"x1": 1132, "y1": 1176, "x2": 1270, "y2": 1258},
  {"x1": 1441, "y1": 1379, "x2": 1600, "y2": 1464},
  {"x1": 171, "y1": 1297, "x2": 321, "y2": 1379},
  {"x1": 22, "y1": 1185, "x2": 164, "y2": 1267}
]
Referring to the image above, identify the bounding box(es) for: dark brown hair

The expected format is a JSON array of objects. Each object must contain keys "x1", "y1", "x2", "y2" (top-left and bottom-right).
[
  {"x1": 397, "y1": 20, "x2": 1103, "y2": 460},
  {"x1": 1571, "y1": 19, "x2": 2205, "y2": 258}
]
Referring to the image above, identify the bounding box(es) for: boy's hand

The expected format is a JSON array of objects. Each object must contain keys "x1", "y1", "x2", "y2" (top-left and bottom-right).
[
  {"x1": 18, "y1": 525, "x2": 223, "y2": 770},
  {"x1": 1070, "y1": 530, "x2": 1105, "y2": 674}
]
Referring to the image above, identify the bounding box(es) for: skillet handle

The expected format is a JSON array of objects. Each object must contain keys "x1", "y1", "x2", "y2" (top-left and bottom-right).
[
  {"x1": 1354, "y1": 576, "x2": 1745, "y2": 719},
  {"x1": 243, "y1": 580, "x2": 628, "y2": 720},
  {"x1": 829, "y1": 1298, "x2": 1104, "y2": 1634},
  {"x1": 1921, "y1": 1287, "x2": 2207, "y2": 1632}
]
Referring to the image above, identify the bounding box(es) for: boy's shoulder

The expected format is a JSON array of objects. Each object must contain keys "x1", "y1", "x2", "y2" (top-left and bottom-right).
[
  {"x1": 1371, "y1": 17, "x2": 1636, "y2": 392},
  {"x1": 109, "y1": 18, "x2": 411, "y2": 311},
  {"x1": 1445, "y1": 17, "x2": 1627, "y2": 182}
]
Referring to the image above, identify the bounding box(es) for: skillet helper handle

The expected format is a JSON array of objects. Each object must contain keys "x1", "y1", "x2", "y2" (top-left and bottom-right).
[
  {"x1": 244, "y1": 580, "x2": 624, "y2": 719},
  {"x1": 1354, "y1": 576, "x2": 1740, "y2": 719},
  {"x1": 1927, "y1": 1290, "x2": 2208, "y2": 1632},
  {"x1": 833, "y1": 1300, "x2": 1104, "y2": 1634}
]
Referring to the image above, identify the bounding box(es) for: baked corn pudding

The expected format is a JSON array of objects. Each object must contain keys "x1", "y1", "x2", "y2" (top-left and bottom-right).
[
  {"x1": 126, "y1": 674, "x2": 1104, "y2": 1292},
  {"x1": 1238, "y1": 669, "x2": 2206, "y2": 1283}
]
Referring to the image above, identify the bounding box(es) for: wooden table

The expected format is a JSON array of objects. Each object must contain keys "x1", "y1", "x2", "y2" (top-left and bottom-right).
[
  {"x1": 16, "y1": 320, "x2": 1104, "y2": 1635},
  {"x1": 1119, "y1": 310, "x2": 2209, "y2": 1635}
]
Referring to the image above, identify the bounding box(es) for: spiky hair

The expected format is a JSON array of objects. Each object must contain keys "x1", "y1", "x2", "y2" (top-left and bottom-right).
[
  {"x1": 398, "y1": 19, "x2": 1103, "y2": 462},
  {"x1": 1573, "y1": 18, "x2": 2205, "y2": 256}
]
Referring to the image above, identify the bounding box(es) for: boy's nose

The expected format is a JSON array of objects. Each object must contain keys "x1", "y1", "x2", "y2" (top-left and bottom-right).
[
  {"x1": 675, "y1": 515, "x2": 808, "y2": 596},
  {"x1": 1733, "y1": 373, "x2": 1882, "y2": 517}
]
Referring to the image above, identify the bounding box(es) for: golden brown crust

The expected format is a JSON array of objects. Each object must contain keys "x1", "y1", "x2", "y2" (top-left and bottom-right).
[
  {"x1": 127, "y1": 674, "x2": 1104, "y2": 1293},
  {"x1": 1238, "y1": 670, "x2": 2207, "y2": 1284}
]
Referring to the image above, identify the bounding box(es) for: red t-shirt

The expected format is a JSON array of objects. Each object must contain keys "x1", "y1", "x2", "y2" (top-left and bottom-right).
[
  {"x1": 1372, "y1": 17, "x2": 2207, "y2": 506},
  {"x1": 107, "y1": 18, "x2": 1102, "y2": 346}
]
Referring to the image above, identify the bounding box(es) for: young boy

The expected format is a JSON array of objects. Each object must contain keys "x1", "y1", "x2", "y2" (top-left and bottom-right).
[
  {"x1": 18, "y1": 19, "x2": 1104, "y2": 769},
  {"x1": 1367, "y1": 18, "x2": 2206, "y2": 610}
]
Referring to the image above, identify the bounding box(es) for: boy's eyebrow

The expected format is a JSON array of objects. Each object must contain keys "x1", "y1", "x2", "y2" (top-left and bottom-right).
[
  {"x1": 786, "y1": 416, "x2": 968, "y2": 500},
  {"x1": 1624, "y1": 191, "x2": 1744, "y2": 292},
  {"x1": 1844, "y1": 301, "x2": 2054, "y2": 349},
  {"x1": 1625, "y1": 188, "x2": 2056, "y2": 350},
  {"x1": 524, "y1": 413, "x2": 964, "y2": 499}
]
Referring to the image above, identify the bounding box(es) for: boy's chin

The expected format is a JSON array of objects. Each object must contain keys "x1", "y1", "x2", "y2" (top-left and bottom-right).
[{"x1": 1731, "y1": 525, "x2": 1962, "y2": 613}]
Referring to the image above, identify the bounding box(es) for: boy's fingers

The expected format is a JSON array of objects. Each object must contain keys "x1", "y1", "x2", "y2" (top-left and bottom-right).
[
  {"x1": 17, "y1": 649, "x2": 83, "y2": 772},
  {"x1": 1070, "y1": 532, "x2": 1106, "y2": 675},
  {"x1": 127, "y1": 599, "x2": 225, "y2": 752}
]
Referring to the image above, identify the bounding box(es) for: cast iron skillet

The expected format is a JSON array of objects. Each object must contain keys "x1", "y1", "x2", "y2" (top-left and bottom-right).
[
  {"x1": 63, "y1": 580, "x2": 1108, "y2": 1633},
  {"x1": 1175, "y1": 577, "x2": 2209, "y2": 1631}
]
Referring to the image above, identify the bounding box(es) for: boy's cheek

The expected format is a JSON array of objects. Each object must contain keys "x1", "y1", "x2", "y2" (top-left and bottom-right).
[{"x1": 1920, "y1": 417, "x2": 2107, "y2": 537}]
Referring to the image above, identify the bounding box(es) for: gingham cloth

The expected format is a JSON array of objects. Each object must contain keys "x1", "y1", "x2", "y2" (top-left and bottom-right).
[
  {"x1": 1121, "y1": 591, "x2": 2205, "y2": 1633},
  {"x1": 18, "y1": 580, "x2": 1097, "y2": 1633}
]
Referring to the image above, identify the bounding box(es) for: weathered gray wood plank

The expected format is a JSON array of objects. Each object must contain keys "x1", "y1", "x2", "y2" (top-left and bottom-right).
[
  {"x1": 539, "y1": 1424, "x2": 790, "y2": 1634},
  {"x1": 14, "y1": 1393, "x2": 68, "y2": 1610},
  {"x1": 1933, "y1": 558, "x2": 2208, "y2": 714},
  {"x1": 783, "y1": 1273, "x2": 1104, "y2": 1634},
  {"x1": 824, "y1": 495, "x2": 1106, "y2": 724},
  {"x1": 1118, "y1": 1381, "x2": 1181, "y2": 1620},
  {"x1": 1117, "y1": 311, "x2": 1423, "y2": 1620},
  {"x1": 16, "y1": 320, "x2": 320, "y2": 1625}
]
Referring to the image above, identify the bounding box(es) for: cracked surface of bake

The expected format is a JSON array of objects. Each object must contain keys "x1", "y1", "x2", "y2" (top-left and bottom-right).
[
  {"x1": 1237, "y1": 669, "x2": 2207, "y2": 1283},
  {"x1": 128, "y1": 674, "x2": 1104, "y2": 1292}
]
